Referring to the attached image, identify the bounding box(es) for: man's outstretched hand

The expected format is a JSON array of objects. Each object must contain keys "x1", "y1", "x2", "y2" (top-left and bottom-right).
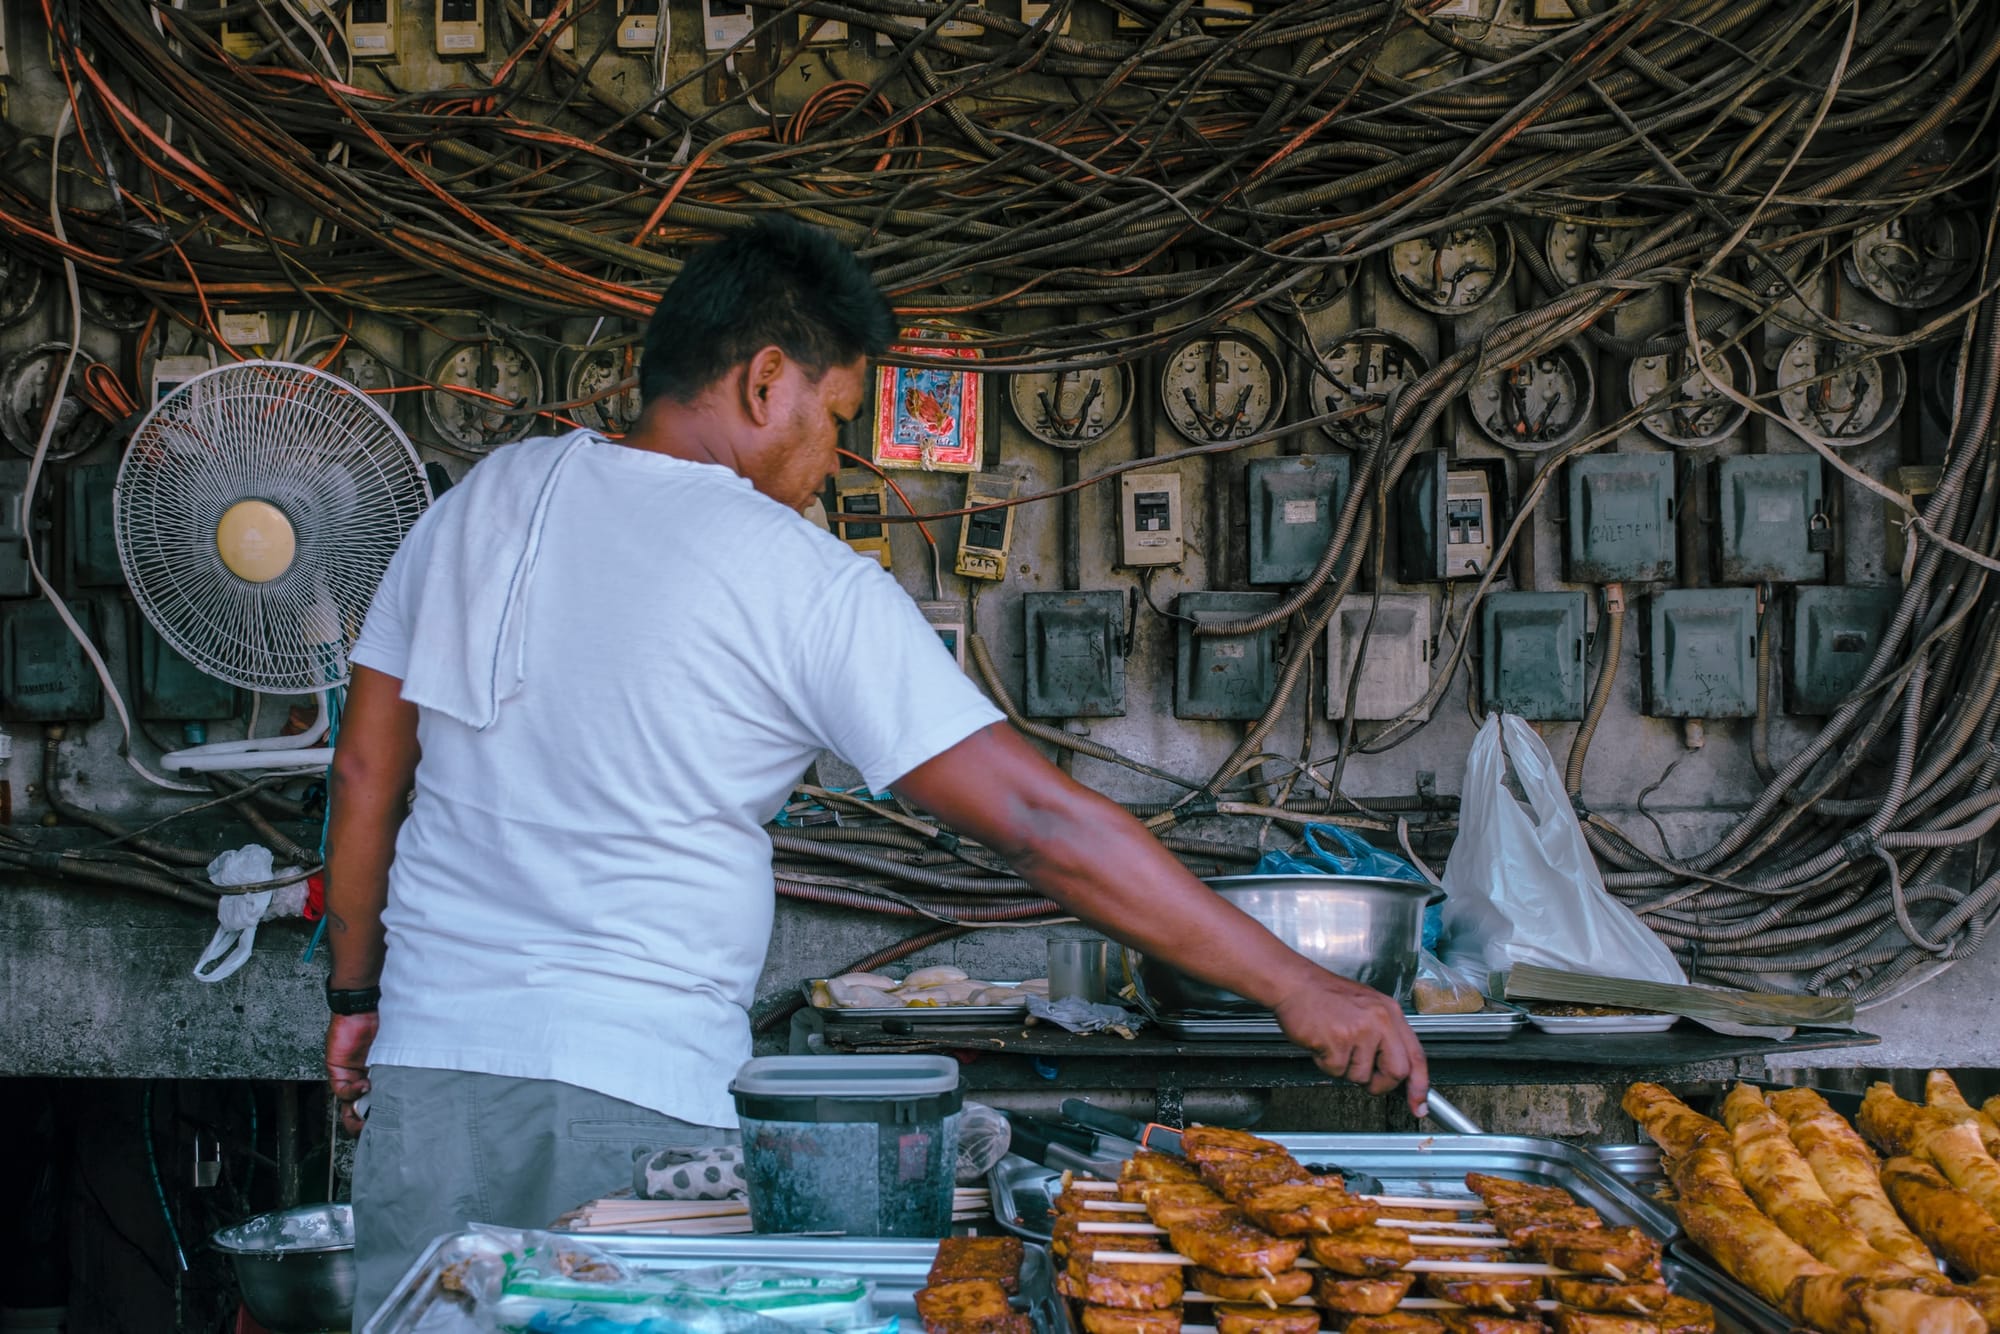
[
  {"x1": 1272, "y1": 972, "x2": 1430, "y2": 1118},
  {"x1": 325, "y1": 1012, "x2": 378, "y2": 1136}
]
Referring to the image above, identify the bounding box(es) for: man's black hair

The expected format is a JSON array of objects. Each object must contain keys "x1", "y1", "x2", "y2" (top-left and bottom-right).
[{"x1": 638, "y1": 216, "x2": 895, "y2": 404}]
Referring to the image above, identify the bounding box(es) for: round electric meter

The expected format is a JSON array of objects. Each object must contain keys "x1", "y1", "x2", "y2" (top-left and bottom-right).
[
  {"x1": 423, "y1": 337, "x2": 546, "y2": 452},
  {"x1": 1, "y1": 343, "x2": 114, "y2": 459},
  {"x1": 1388, "y1": 223, "x2": 1513, "y2": 315},
  {"x1": 0, "y1": 252, "x2": 45, "y2": 329},
  {"x1": 567, "y1": 343, "x2": 645, "y2": 437},
  {"x1": 1543, "y1": 215, "x2": 1639, "y2": 289},
  {"x1": 1775, "y1": 335, "x2": 1905, "y2": 447},
  {"x1": 1292, "y1": 258, "x2": 1354, "y2": 314},
  {"x1": 1465, "y1": 341, "x2": 1595, "y2": 451},
  {"x1": 1845, "y1": 207, "x2": 1978, "y2": 309},
  {"x1": 1008, "y1": 361, "x2": 1132, "y2": 448},
  {"x1": 296, "y1": 336, "x2": 398, "y2": 395},
  {"x1": 81, "y1": 283, "x2": 153, "y2": 332},
  {"x1": 1310, "y1": 329, "x2": 1427, "y2": 449},
  {"x1": 1627, "y1": 342, "x2": 1752, "y2": 447},
  {"x1": 1158, "y1": 329, "x2": 1287, "y2": 443}
]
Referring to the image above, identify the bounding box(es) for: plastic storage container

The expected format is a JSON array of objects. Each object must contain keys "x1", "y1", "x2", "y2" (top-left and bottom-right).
[{"x1": 730, "y1": 1055, "x2": 963, "y2": 1238}]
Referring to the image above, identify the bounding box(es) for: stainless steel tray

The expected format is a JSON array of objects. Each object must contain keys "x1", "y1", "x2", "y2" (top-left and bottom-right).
[
  {"x1": 803, "y1": 980, "x2": 1031, "y2": 1026},
  {"x1": 366, "y1": 1233, "x2": 1063, "y2": 1334},
  {"x1": 991, "y1": 1134, "x2": 1766, "y2": 1334},
  {"x1": 1151, "y1": 1001, "x2": 1527, "y2": 1042}
]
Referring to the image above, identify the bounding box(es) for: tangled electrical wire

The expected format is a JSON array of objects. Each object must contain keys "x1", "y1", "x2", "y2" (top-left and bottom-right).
[{"x1": 1, "y1": 0, "x2": 1998, "y2": 1003}]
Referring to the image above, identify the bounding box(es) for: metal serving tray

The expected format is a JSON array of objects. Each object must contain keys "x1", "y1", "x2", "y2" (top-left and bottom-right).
[
  {"x1": 1151, "y1": 1001, "x2": 1527, "y2": 1042},
  {"x1": 367, "y1": 1234, "x2": 1064, "y2": 1334},
  {"x1": 804, "y1": 980, "x2": 1032, "y2": 1026},
  {"x1": 1667, "y1": 1242, "x2": 1793, "y2": 1334},
  {"x1": 991, "y1": 1134, "x2": 1768, "y2": 1334}
]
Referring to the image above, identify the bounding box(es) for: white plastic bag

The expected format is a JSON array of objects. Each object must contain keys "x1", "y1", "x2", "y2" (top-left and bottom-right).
[
  {"x1": 192, "y1": 845, "x2": 307, "y2": 983},
  {"x1": 1440, "y1": 715, "x2": 1685, "y2": 988}
]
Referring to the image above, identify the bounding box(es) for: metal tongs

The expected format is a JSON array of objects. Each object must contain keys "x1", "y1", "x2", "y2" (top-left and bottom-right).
[{"x1": 1424, "y1": 1089, "x2": 1482, "y2": 1135}]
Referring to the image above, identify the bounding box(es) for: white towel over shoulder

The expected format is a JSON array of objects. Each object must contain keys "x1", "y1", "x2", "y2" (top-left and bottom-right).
[{"x1": 397, "y1": 429, "x2": 594, "y2": 729}]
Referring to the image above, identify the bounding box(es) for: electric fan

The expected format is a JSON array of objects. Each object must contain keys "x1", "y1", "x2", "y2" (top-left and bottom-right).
[{"x1": 115, "y1": 360, "x2": 432, "y2": 771}]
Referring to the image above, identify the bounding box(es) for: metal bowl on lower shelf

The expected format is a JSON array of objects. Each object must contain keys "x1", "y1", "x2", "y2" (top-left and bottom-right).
[
  {"x1": 211, "y1": 1203, "x2": 355, "y2": 1333},
  {"x1": 1129, "y1": 874, "x2": 1438, "y2": 1015}
]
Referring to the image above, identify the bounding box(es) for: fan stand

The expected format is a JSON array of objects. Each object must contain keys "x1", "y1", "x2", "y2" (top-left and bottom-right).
[{"x1": 163, "y1": 691, "x2": 335, "y2": 774}]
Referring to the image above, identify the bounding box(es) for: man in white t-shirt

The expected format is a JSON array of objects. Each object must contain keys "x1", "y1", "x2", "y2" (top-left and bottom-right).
[{"x1": 326, "y1": 217, "x2": 1428, "y2": 1325}]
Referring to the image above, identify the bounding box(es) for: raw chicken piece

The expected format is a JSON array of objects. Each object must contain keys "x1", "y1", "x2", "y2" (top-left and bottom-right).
[
  {"x1": 828, "y1": 981, "x2": 906, "y2": 1008},
  {"x1": 903, "y1": 966, "x2": 971, "y2": 987},
  {"x1": 830, "y1": 972, "x2": 898, "y2": 989}
]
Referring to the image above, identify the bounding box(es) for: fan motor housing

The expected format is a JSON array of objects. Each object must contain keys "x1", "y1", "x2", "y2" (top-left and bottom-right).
[{"x1": 215, "y1": 499, "x2": 298, "y2": 583}]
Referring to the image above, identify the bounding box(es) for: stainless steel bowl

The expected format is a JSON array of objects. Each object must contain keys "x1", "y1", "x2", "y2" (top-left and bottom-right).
[
  {"x1": 1129, "y1": 874, "x2": 1437, "y2": 1016},
  {"x1": 211, "y1": 1203, "x2": 355, "y2": 1333}
]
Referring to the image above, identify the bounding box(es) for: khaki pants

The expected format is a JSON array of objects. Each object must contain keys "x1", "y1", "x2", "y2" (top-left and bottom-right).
[{"x1": 350, "y1": 1064, "x2": 735, "y2": 1331}]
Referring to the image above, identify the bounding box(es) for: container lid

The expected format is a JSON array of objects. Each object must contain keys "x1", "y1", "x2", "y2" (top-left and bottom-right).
[
  {"x1": 210, "y1": 1203, "x2": 354, "y2": 1256},
  {"x1": 730, "y1": 1055, "x2": 961, "y2": 1099}
]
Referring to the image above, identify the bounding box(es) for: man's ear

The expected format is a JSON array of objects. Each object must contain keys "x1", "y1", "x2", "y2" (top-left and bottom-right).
[{"x1": 742, "y1": 346, "x2": 786, "y2": 427}]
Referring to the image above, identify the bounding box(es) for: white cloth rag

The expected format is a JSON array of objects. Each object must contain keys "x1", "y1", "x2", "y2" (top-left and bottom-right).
[
  {"x1": 193, "y1": 845, "x2": 308, "y2": 982},
  {"x1": 398, "y1": 430, "x2": 595, "y2": 729}
]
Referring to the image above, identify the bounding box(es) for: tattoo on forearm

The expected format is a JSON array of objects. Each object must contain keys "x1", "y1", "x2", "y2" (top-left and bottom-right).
[{"x1": 328, "y1": 911, "x2": 347, "y2": 933}]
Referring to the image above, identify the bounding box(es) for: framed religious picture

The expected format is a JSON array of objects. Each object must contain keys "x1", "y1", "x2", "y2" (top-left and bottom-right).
[{"x1": 872, "y1": 325, "x2": 985, "y2": 471}]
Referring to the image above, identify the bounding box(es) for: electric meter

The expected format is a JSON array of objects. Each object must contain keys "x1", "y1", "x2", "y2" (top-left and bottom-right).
[
  {"x1": 149, "y1": 353, "x2": 215, "y2": 407},
  {"x1": 567, "y1": 344, "x2": 643, "y2": 436},
  {"x1": 616, "y1": 0, "x2": 659, "y2": 49},
  {"x1": 831, "y1": 475, "x2": 891, "y2": 567},
  {"x1": 1627, "y1": 342, "x2": 1752, "y2": 447},
  {"x1": 436, "y1": 0, "x2": 486, "y2": 56},
  {"x1": 1119, "y1": 469, "x2": 1184, "y2": 568},
  {"x1": 0, "y1": 252, "x2": 43, "y2": 328},
  {"x1": 701, "y1": 0, "x2": 751, "y2": 49},
  {"x1": 215, "y1": 311, "x2": 272, "y2": 347},
  {"x1": 1, "y1": 344, "x2": 113, "y2": 461},
  {"x1": 1543, "y1": 215, "x2": 1637, "y2": 289},
  {"x1": 1845, "y1": 206, "x2": 1978, "y2": 310},
  {"x1": 1158, "y1": 329, "x2": 1286, "y2": 444},
  {"x1": 1292, "y1": 258, "x2": 1352, "y2": 314},
  {"x1": 1007, "y1": 362, "x2": 1131, "y2": 449},
  {"x1": 423, "y1": 337, "x2": 545, "y2": 452},
  {"x1": 1388, "y1": 223, "x2": 1512, "y2": 315},
  {"x1": 81, "y1": 284, "x2": 152, "y2": 332},
  {"x1": 346, "y1": 0, "x2": 397, "y2": 57},
  {"x1": 1310, "y1": 329, "x2": 1426, "y2": 450},
  {"x1": 1774, "y1": 335, "x2": 1905, "y2": 446},
  {"x1": 955, "y1": 472, "x2": 1019, "y2": 581},
  {"x1": 1465, "y1": 341, "x2": 1594, "y2": 451},
  {"x1": 526, "y1": 0, "x2": 576, "y2": 49},
  {"x1": 919, "y1": 600, "x2": 968, "y2": 668},
  {"x1": 296, "y1": 336, "x2": 397, "y2": 395}
]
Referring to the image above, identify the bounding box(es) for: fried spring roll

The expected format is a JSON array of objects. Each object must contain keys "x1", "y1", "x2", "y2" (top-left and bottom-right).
[
  {"x1": 1767, "y1": 1086, "x2": 1941, "y2": 1274},
  {"x1": 1927, "y1": 1070, "x2": 2000, "y2": 1161},
  {"x1": 1622, "y1": 1083, "x2": 1729, "y2": 1160},
  {"x1": 1671, "y1": 1143, "x2": 1836, "y2": 1313},
  {"x1": 1881, "y1": 1156, "x2": 2000, "y2": 1277},
  {"x1": 1721, "y1": 1082, "x2": 1923, "y2": 1283},
  {"x1": 1855, "y1": 1284, "x2": 1986, "y2": 1333}
]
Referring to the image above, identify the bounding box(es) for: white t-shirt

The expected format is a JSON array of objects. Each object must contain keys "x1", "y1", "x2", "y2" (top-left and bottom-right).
[{"x1": 350, "y1": 439, "x2": 1003, "y2": 1127}]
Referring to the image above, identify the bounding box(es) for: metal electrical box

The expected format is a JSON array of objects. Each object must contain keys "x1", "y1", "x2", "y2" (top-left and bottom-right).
[
  {"x1": 1023, "y1": 590, "x2": 1125, "y2": 718},
  {"x1": 1119, "y1": 469, "x2": 1184, "y2": 567},
  {"x1": 1717, "y1": 455, "x2": 1826, "y2": 584},
  {"x1": 0, "y1": 460, "x2": 31, "y2": 597},
  {"x1": 1175, "y1": 591, "x2": 1279, "y2": 721},
  {"x1": 1, "y1": 599, "x2": 102, "y2": 722},
  {"x1": 831, "y1": 475, "x2": 891, "y2": 567},
  {"x1": 1326, "y1": 594, "x2": 1432, "y2": 721},
  {"x1": 1397, "y1": 451, "x2": 1502, "y2": 581},
  {"x1": 1566, "y1": 453, "x2": 1675, "y2": 583},
  {"x1": 1246, "y1": 454, "x2": 1349, "y2": 585},
  {"x1": 1644, "y1": 588, "x2": 1757, "y2": 719},
  {"x1": 1480, "y1": 591, "x2": 1586, "y2": 720},
  {"x1": 66, "y1": 463, "x2": 122, "y2": 589},
  {"x1": 955, "y1": 473, "x2": 1019, "y2": 581},
  {"x1": 135, "y1": 615, "x2": 239, "y2": 722},
  {"x1": 1788, "y1": 585, "x2": 1900, "y2": 716},
  {"x1": 917, "y1": 600, "x2": 967, "y2": 670}
]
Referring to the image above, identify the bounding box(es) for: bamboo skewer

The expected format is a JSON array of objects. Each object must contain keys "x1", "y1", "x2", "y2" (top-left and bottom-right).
[
  {"x1": 1074, "y1": 1220, "x2": 1505, "y2": 1248},
  {"x1": 1077, "y1": 1247, "x2": 1570, "y2": 1277},
  {"x1": 1065, "y1": 1179, "x2": 1485, "y2": 1212}
]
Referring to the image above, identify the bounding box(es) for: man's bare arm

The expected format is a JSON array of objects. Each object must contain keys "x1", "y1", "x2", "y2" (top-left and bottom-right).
[
  {"x1": 327, "y1": 665, "x2": 420, "y2": 988},
  {"x1": 894, "y1": 723, "x2": 1428, "y2": 1114}
]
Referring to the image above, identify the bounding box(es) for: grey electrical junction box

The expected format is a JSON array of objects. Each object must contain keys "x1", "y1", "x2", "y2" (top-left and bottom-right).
[
  {"x1": 1717, "y1": 454, "x2": 1826, "y2": 584},
  {"x1": 1326, "y1": 594, "x2": 1432, "y2": 721},
  {"x1": 1788, "y1": 585, "x2": 1900, "y2": 716},
  {"x1": 1175, "y1": 591, "x2": 1279, "y2": 721},
  {"x1": 1480, "y1": 591, "x2": 1586, "y2": 721},
  {"x1": 1397, "y1": 451, "x2": 1502, "y2": 581},
  {"x1": 1644, "y1": 588, "x2": 1757, "y2": 719},
  {"x1": 1565, "y1": 453, "x2": 1675, "y2": 583},
  {"x1": 1022, "y1": 590, "x2": 1125, "y2": 719},
  {"x1": 1, "y1": 598, "x2": 103, "y2": 723},
  {"x1": 0, "y1": 460, "x2": 32, "y2": 598},
  {"x1": 134, "y1": 614, "x2": 239, "y2": 723},
  {"x1": 1246, "y1": 454, "x2": 1349, "y2": 585},
  {"x1": 66, "y1": 463, "x2": 123, "y2": 589}
]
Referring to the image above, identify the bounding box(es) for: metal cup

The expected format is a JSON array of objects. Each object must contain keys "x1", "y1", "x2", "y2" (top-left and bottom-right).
[{"x1": 1048, "y1": 938, "x2": 1110, "y2": 1004}]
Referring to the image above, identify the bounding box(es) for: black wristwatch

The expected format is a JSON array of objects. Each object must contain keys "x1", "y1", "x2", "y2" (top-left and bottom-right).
[{"x1": 326, "y1": 983, "x2": 382, "y2": 1015}]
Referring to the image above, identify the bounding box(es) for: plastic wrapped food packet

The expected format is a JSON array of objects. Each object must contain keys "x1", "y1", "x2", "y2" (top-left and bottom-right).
[
  {"x1": 1410, "y1": 948, "x2": 1485, "y2": 1015},
  {"x1": 957, "y1": 1102, "x2": 1012, "y2": 1183}
]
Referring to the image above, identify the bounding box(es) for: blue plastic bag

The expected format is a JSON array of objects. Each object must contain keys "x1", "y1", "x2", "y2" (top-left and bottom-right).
[{"x1": 1253, "y1": 824, "x2": 1442, "y2": 949}]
